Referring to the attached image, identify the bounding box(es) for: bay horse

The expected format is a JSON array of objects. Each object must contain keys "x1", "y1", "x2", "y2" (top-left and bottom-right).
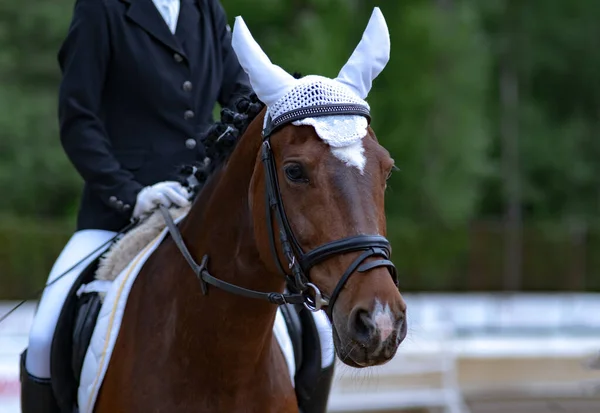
[{"x1": 94, "y1": 7, "x2": 406, "y2": 413}]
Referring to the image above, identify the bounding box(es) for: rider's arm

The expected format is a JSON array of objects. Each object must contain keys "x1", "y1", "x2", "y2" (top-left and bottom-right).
[
  {"x1": 57, "y1": 0, "x2": 143, "y2": 216},
  {"x1": 212, "y1": 1, "x2": 254, "y2": 109}
]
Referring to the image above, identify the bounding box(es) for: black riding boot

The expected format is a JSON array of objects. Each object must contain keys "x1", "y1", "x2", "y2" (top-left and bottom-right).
[
  {"x1": 294, "y1": 305, "x2": 336, "y2": 413},
  {"x1": 20, "y1": 350, "x2": 61, "y2": 413},
  {"x1": 298, "y1": 362, "x2": 335, "y2": 413}
]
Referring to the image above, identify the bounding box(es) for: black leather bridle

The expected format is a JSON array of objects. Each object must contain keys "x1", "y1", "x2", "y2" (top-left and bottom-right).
[{"x1": 160, "y1": 103, "x2": 399, "y2": 317}]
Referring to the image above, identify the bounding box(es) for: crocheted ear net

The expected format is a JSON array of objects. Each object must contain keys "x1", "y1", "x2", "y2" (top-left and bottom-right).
[{"x1": 265, "y1": 75, "x2": 370, "y2": 148}]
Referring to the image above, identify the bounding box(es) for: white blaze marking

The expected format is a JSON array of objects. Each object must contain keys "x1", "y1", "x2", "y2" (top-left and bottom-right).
[
  {"x1": 291, "y1": 115, "x2": 368, "y2": 173},
  {"x1": 331, "y1": 141, "x2": 366, "y2": 173},
  {"x1": 373, "y1": 300, "x2": 394, "y2": 342}
]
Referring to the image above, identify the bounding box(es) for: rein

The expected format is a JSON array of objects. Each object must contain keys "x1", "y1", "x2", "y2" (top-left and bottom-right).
[
  {"x1": 159, "y1": 205, "x2": 306, "y2": 306},
  {"x1": 163, "y1": 103, "x2": 399, "y2": 317},
  {"x1": 0, "y1": 220, "x2": 138, "y2": 326}
]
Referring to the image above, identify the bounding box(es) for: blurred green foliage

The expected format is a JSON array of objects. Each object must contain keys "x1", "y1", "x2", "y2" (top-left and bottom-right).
[{"x1": 1, "y1": 0, "x2": 600, "y2": 298}]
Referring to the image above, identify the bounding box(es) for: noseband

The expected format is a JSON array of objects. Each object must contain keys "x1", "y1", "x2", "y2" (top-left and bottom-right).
[{"x1": 161, "y1": 103, "x2": 399, "y2": 317}]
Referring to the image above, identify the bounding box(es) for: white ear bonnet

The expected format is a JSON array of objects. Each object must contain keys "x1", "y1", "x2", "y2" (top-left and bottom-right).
[{"x1": 230, "y1": 8, "x2": 390, "y2": 171}]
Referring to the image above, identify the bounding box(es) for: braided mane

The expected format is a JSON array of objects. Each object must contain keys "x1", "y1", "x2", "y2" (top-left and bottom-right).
[
  {"x1": 176, "y1": 92, "x2": 264, "y2": 197},
  {"x1": 177, "y1": 73, "x2": 303, "y2": 197}
]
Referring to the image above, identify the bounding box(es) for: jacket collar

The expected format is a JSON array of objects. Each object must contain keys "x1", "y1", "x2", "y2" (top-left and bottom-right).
[{"x1": 121, "y1": 0, "x2": 199, "y2": 59}]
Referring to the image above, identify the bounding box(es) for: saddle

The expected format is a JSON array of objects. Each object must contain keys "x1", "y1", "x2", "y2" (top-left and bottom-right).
[{"x1": 37, "y1": 253, "x2": 333, "y2": 413}]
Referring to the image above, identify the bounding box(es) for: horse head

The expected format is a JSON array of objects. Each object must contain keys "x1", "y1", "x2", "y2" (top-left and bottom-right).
[{"x1": 232, "y1": 7, "x2": 406, "y2": 368}]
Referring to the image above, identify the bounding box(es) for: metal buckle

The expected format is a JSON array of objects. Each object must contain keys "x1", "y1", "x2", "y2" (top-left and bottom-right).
[{"x1": 303, "y1": 283, "x2": 329, "y2": 312}]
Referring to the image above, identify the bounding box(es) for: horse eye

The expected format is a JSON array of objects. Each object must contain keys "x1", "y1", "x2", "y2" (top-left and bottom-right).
[
  {"x1": 386, "y1": 165, "x2": 399, "y2": 181},
  {"x1": 284, "y1": 163, "x2": 308, "y2": 183}
]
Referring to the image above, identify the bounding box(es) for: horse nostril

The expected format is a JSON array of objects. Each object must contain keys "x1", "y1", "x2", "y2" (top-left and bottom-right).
[
  {"x1": 397, "y1": 312, "x2": 408, "y2": 340},
  {"x1": 396, "y1": 313, "x2": 406, "y2": 331},
  {"x1": 350, "y1": 308, "x2": 375, "y2": 343}
]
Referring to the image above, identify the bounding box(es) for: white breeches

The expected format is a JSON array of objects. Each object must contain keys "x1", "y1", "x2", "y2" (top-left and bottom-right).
[{"x1": 25, "y1": 229, "x2": 117, "y2": 378}]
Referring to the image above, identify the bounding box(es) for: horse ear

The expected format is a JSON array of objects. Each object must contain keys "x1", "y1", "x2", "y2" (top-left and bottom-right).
[
  {"x1": 231, "y1": 16, "x2": 297, "y2": 107},
  {"x1": 335, "y1": 7, "x2": 390, "y2": 100}
]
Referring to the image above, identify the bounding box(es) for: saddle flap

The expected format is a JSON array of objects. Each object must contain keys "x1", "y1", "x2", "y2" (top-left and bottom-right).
[
  {"x1": 279, "y1": 303, "x2": 303, "y2": 370},
  {"x1": 50, "y1": 257, "x2": 105, "y2": 413},
  {"x1": 279, "y1": 303, "x2": 335, "y2": 413}
]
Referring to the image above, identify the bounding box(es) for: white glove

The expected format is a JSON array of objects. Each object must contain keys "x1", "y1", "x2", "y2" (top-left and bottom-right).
[{"x1": 132, "y1": 181, "x2": 191, "y2": 219}]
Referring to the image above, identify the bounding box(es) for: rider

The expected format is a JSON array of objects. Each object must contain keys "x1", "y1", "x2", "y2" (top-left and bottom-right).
[{"x1": 20, "y1": 0, "x2": 334, "y2": 412}]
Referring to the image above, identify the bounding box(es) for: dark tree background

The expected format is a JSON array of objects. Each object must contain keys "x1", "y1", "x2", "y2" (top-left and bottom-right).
[{"x1": 2, "y1": 0, "x2": 600, "y2": 298}]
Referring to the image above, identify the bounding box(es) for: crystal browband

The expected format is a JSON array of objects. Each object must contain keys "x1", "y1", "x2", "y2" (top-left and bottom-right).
[{"x1": 263, "y1": 104, "x2": 371, "y2": 138}]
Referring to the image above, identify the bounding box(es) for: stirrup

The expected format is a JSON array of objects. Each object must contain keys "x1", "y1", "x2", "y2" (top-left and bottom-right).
[{"x1": 20, "y1": 350, "x2": 61, "y2": 413}]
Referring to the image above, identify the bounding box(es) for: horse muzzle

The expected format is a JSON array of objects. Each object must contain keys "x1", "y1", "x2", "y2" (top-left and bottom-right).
[{"x1": 333, "y1": 297, "x2": 407, "y2": 367}]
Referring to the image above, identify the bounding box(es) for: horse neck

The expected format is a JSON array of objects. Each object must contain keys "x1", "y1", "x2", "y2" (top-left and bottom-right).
[{"x1": 172, "y1": 113, "x2": 285, "y2": 361}]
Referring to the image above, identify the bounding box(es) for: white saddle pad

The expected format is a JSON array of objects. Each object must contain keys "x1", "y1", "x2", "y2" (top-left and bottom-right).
[{"x1": 76, "y1": 213, "x2": 300, "y2": 413}]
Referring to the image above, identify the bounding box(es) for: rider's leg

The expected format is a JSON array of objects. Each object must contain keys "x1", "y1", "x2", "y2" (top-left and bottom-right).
[
  {"x1": 26, "y1": 229, "x2": 117, "y2": 378},
  {"x1": 21, "y1": 229, "x2": 116, "y2": 413}
]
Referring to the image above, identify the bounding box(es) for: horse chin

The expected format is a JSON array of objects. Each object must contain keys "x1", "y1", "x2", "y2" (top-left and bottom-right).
[{"x1": 331, "y1": 322, "x2": 399, "y2": 368}]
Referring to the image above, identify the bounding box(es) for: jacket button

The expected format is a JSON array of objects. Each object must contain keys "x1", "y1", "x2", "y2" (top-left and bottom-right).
[
  {"x1": 184, "y1": 110, "x2": 195, "y2": 120},
  {"x1": 123, "y1": 204, "x2": 131, "y2": 212},
  {"x1": 109, "y1": 196, "x2": 117, "y2": 204},
  {"x1": 183, "y1": 81, "x2": 192, "y2": 92},
  {"x1": 185, "y1": 138, "x2": 197, "y2": 149},
  {"x1": 174, "y1": 53, "x2": 183, "y2": 63},
  {"x1": 116, "y1": 200, "x2": 124, "y2": 210}
]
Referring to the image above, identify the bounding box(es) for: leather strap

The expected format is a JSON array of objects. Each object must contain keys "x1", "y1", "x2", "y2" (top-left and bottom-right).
[
  {"x1": 325, "y1": 247, "x2": 396, "y2": 317},
  {"x1": 261, "y1": 141, "x2": 296, "y2": 280},
  {"x1": 300, "y1": 235, "x2": 392, "y2": 272},
  {"x1": 263, "y1": 104, "x2": 371, "y2": 138},
  {"x1": 159, "y1": 205, "x2": 306, "y2": 305},
  {"x1": 259, "y1": 129, "x2": 399, "y2": 315},
  {"x1": 158, "y1": 101, "x2": 399, "y2": 315},
  {"x1": 261, "y1": 140, "x2": 307, "y2": 290}
]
